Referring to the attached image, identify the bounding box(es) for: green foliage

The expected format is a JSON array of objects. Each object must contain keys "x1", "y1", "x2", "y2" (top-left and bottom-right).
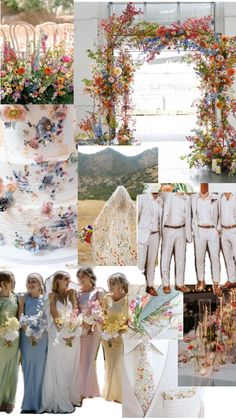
[{"x1": 3, "y1": 0, "x2": 73, "y2": 12}]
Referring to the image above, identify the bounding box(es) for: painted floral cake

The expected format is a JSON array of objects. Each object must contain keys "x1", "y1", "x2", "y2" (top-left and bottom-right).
[{"x1": 0, "y1": 105, "x2": 77, "y2": 259}]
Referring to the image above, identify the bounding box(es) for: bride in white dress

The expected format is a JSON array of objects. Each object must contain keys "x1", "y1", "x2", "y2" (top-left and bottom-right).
[
  {"x1": 91, "y1": 185, "x2": 137, "y2": 265},
  {"x1": 41, "y1": 271, "x2": 81, "y2": 413}
]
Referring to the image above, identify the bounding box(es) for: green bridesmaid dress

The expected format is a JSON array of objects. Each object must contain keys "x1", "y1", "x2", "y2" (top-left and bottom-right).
[{"x1": 0, "y1": 293, "x2": 19, "y2": 413}]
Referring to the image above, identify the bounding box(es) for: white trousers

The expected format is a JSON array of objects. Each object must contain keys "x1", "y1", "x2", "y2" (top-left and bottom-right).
[
  {"x1": 161, "y1": 227, "x2": 186, "y2": 286},
  {"x1": 138, "y1": 232, "x2": 160, "y2": 286},
  {"x1": 194, "y1": 228, "x2": 220, "y2": 283},
  {"x1": 221, "y1": 228, "x2": 236, "y2": 282}
]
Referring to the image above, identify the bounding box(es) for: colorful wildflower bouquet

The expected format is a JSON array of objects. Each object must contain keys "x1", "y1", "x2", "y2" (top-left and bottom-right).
[
  {"x1": 79, "y1": 225, "x2": 93, "y2": 244},
  {"x1": 0, "y1": 36, "x2": 73, "y2": 104},
  {"x1": 128, "y1": 294, "x2": 150, "y2": 333},
  {"x1": 0, "y1": 314, "x2": 20, "y2": 347},
  {"x1": 82, "y1": 299, "x2": 104, "y2": 327}
]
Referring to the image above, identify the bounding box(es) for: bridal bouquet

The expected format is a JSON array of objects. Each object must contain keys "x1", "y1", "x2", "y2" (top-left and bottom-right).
[
  {"x1": 101, "y1": 318, "x2": 128, "y2": 347},
  {"x1": 20, "y1": 313, "x2": 47, "y2": 346},
  {"x1": 0, "y1": 315, "x2": 20, "y2": 347},
  {"x1": 55, "y1": 309, "x2": 83, "y2": 347},
  {"x1": 82, "y1": 300, "x2": 104, "y2": 328},
  {"x1": 128, "y1": 294, "x2": 150, "y2": 333},
  {"x1": 78, "y1": 225, "x2": 93, "y2": 244}
]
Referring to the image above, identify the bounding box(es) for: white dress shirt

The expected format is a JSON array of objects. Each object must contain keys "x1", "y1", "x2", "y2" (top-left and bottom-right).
[
  {"x1": 221, "y1": 194, "x2": 236, "y2": 226},
  {"x1": 150, "y1": 195, "x2": 160, "y2": 232},
  {"x1": 167, "y1": 194, "x2": 186, "y2": 226},
  {"x1": 196, "y1": 197, "x2": 213, "y2": 225}
]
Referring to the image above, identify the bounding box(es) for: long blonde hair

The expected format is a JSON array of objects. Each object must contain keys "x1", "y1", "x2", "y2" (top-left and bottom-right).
[
  {"x1": 26, "y1": 273, "x2": 44, "y2": 295},
  {"x1": 107, "y1": 273, "x2": 129, "y2": 295},
  {"x1": 51, "y1": 270, "x2": 70, "y2": 293}
]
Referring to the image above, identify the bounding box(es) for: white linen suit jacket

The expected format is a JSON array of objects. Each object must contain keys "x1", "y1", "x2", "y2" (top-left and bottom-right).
[
  {"x1": 122, "y1": 338, "x2": 204, "y2": 418},
  {"x1": 191, "y1": 193, "x2": 219, "y2": 236},
  {"x1": 137, "y1": 194, "x2": 163, "y2": 245},
  {"x1": 161, "y1": 193, "x2": 192, "y2": 243},
  {"x1": 218, "y1": 193, "x2": 236, "y2": 228}
]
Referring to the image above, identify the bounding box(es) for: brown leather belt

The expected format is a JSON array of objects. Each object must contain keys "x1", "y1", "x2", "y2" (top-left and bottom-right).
[
  {"x1": 222, "y1": 225, "x2": 236, "y2": 229},
  {"x1": 164, "y1": 225, "x2": 185, "y2": 229},
  {"x1": 198, "y1": 225, "x2": 215, "y2": 229}
]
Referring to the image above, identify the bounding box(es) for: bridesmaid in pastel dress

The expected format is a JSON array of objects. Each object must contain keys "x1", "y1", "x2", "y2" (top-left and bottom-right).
[
  {"x1": 72, "y1": 267, "x2": 105, "y2": 407},
  {"x1": 18, "y1": 273, "x2": 48, "y2": 413},
  {"x1": 41, "y1": 270, "x2": 80, "y2": 413},
  {"x1": 101, "y1": 273, "x2": 129, "y2": 403},
  {"x1": 0, "y1": 271, "x2": 20, "y2": 413}
]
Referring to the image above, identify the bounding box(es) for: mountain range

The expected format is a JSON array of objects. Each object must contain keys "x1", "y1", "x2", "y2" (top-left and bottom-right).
[{"x1": 78, "y1": 147, "x2": 158, "y2": 200}]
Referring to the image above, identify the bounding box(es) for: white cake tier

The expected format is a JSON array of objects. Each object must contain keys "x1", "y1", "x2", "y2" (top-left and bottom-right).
[
  {"x1": 0, "y1": 149, "x2": 77, "y2": 204},
  {"x1": 0, "y1": 105, "x2": 74, "y2": 160},
  {"x1": 0, "y1": 200, "x2": 78, "y2": 254}
]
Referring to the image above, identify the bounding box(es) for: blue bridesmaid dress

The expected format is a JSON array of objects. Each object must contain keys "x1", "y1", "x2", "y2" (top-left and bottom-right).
[{"x1": 20, "y1": 294, "x2": 48, "y2": 412}]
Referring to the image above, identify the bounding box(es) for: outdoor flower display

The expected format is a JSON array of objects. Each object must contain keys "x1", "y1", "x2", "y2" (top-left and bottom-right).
[
  {"x1": 79, "y1": 3, "x2": 236, "y2": 173},
  {"x1": 0, "y1": 36, "x2": 73, "y2": 104}
]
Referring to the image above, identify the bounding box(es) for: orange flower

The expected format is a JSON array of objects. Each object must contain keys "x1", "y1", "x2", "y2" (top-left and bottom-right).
[
  {"x1": 227, "y1": 68, "x2": 235, "y2": 77},
  {"x1": 216, "y1": 101, "x2": 222, "y2": 109},
  {"x1": 15, "y1": 67, "x2": 25, "y2": 75},
  {"x1": 213, "y1": 147, "x2": 222, "y2": 154},
  {"x1": 44, "y1": 67, "x2": 53, "y2": 76}
]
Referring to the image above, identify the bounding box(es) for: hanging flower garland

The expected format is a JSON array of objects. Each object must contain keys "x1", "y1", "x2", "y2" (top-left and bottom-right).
[{"x1": 79, "y1": 4, "x2": 236, "y2": 173}]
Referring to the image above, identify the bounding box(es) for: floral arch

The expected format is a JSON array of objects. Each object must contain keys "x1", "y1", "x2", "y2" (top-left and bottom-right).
[{"x1": 79, "y1": 4, "x2": 236, "y2": 174}]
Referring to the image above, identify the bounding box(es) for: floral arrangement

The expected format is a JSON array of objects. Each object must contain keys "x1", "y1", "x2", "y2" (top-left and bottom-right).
[
  {"x1": 78, "y1": 225, "x2": 93, "y2": 244},
  {"x1": 20, "y1": 312, "x2": 47, "y2": 346},
  {"x1": 82, "y1": 300, "x2": 104, "y2": 334},
  {"x1": 80, "y1": 3, "x2": 236, "y2": 172},
  {"x1": 0, "y1": 178, "x2": 16, "y2": 212},
  {"x1": 101, "y1": 318, "x2": 127, "y2": 347},
  {"x1": 55, "y1": 308, "x2": 83, "y2": 347},
  {"x1": 78, "y1": 4, "x2": 142, "y2": 144},
  {"x1": 128, "y1": 294, "x2": 150, "y2": 333},
  {"x1": 160, "y1": 183, "x2": 194, "y2": 193},
  {"x1": 0, "y1": 315, "x2": 20, "y2": 347},
  {"x1": 0, "y1": 36, "x2": 73, "y2": 104}
]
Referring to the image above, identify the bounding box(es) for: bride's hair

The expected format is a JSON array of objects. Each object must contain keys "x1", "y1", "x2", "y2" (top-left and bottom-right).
[
  {"x1": 0, "y1": 270, "x2": 15, "y2": 291},
  {"x1": 51, "y1": 270, "x2": 70, "y2": 293},
  {"x1": 107, "y1": 273, "x2": 129, "y2": 295},
  {"x1": 26, "y1": 273, "x2": 45, "y2": 295},
  {"x1": 76, "y1": 267, "x2": 97, "y2": 287}
]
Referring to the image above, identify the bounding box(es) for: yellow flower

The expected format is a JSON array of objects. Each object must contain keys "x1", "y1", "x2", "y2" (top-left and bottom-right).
[
  {"x1": 8, "y1": 317, "x2": 20, "y2": 331},
  {"x1": 112, "y1": 67, "x2": 122, "y2": 77}
]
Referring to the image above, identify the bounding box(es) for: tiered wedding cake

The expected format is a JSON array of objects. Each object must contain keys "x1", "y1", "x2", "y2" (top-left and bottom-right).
[{"x1": 0, "y1": 104, "x2": 77, "y2": 262}]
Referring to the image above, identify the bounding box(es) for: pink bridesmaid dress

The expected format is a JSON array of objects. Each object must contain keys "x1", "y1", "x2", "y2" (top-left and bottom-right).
[{"x1": 74, "y1": 288, "x2": 104, "y2": 400}]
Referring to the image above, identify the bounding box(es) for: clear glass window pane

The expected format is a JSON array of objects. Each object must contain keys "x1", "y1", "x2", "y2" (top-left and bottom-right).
[
  {"x1": 146, "y1": 3, "x2": 178, "y2": 25},
  {"x1": 180, "y1": 3, "x2": 213, "y2": 23}
]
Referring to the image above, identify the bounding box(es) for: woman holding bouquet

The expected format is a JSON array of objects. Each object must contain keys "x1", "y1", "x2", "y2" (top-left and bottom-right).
[
  {"x1": 0, "y1": 271, "x2": 20, "y2": 413},
  {"x1": 18, "y1": 273, "x2": 48, "y2": 413},
  {"x1": 101, "y1": 273, "x2": 128, "y2": 403},
  {"x1": 41, "y1": 270, "x2": 81, "y2": 413},
  {"x1": 72, "y1": 267, "x2": 105, "y2": 406}
]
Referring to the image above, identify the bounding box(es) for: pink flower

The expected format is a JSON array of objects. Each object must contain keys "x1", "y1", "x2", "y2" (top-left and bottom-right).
[
  {"x1": 62, "y1": 56, "x2": 72, "y2": 63},
  {"x1": 34, "y1": 154, "x2": 44, "y2": 163},
  {"x1": 28, "y1": 138, "x2": 39, "y2": 150},
  {"x1": 1, "y1": 105, "x2": 26, "y2": 122},
  {"x1": 42, "y1": 201, "x2": 54, "y2": 218}
]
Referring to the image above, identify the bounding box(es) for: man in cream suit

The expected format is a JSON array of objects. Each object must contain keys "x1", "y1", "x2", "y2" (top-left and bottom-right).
[
  {"x1": 160, "y1": 191, "x2": 192, "y2": 294},
  {"x1": 219, "y1": 192, "x2": 236, "y2": 290},
  {"x1": 122, "y1": 336, "x2": 204, "y2": 418},
  {"x1": 191, "y1": 183, "x2": 221, "y2": 295},
  {"x1": 137, "y1": 184, "x2": 163, "y2": 296}
]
